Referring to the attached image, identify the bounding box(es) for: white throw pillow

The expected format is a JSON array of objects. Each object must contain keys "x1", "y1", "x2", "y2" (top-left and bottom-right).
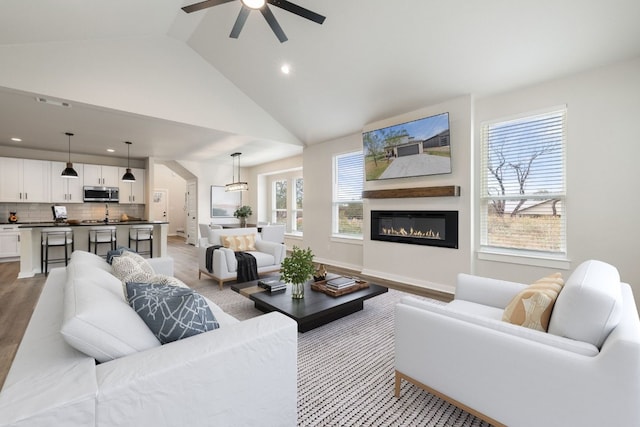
[{"x1": 61, "y1": 264, "x2": 161, "y2": 362}]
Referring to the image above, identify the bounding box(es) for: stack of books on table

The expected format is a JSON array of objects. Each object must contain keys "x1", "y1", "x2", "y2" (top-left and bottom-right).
[
  {"x1": 258, "y1": 279, "x2": 286, "y2": 293},
  {"x1": 325, "y1": 276, "x2": 357, "y2": 291}
]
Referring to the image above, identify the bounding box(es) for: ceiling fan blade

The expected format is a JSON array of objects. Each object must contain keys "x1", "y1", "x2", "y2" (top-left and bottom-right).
[
  {"x1": 182, "y1": 0, "x2": 235, "y2": 14},
  {"x1": 230, "y1": 6, "x2": 251, "y2": 38},
  {"x1": 268, "y1": 0, "x2": 325, "y2": 25},
  {"x1": 261, "y1": 6, "x2": 288, "y2": 43}
]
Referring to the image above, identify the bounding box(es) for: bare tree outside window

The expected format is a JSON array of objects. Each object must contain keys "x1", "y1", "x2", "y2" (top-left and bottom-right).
[{"x1": 482, "y1": 108, "x2": 566, "y2": 253}]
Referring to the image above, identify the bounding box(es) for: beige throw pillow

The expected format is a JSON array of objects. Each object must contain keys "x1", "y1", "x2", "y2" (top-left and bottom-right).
[
  {"x1": 502, "y1": 273, "x2": 564, "y2": 332},
  {"x1": 220, "y1": 234, "x2": 256, "y2": 251}
]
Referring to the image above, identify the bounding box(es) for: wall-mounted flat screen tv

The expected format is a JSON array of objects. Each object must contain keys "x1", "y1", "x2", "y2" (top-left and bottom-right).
[{"x1": 363, "y1": 112, "x2": 451, "y2": 181}]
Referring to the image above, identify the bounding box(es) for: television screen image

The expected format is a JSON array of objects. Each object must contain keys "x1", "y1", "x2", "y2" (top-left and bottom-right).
[{"x1": 363, "y1": 112, "x2": 451, "y2": 181}]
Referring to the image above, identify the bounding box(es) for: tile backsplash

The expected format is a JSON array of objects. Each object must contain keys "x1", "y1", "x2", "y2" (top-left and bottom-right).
[{"x1": 0, "y1": 203, "x2": 145, "y2": 223}]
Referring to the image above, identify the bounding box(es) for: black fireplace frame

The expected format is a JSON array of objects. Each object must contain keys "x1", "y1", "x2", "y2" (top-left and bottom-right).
[{"x1": 370, "y1": 210, "x2": 458, "y2": 249}]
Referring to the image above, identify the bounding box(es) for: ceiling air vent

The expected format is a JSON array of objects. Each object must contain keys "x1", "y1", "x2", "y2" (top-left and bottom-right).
[{"x1": 35, "y1": 97, "x2": 72, "y2": 108}]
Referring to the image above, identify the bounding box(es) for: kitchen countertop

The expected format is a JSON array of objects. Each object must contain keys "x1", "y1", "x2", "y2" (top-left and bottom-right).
[{"x1": 9, "y1": 220, "x2": 168, "y2": 228}]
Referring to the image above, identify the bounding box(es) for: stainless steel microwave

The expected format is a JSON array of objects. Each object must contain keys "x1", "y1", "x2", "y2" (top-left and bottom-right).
[{"x1": 83, "y1": 186, "x2": 119, "y2": 202}]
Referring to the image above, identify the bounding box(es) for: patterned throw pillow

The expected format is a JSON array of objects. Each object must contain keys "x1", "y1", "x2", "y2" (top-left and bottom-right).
[
  {"x1": 125, "y1": 282, "x2": 219, "y2": 344},
  {"x1": 502, "y1": 273, "x2": 564, "y2": 332},
  {"x1": 220, "y1": 234, "x2": 256, "y2": 251},
  {"x1": 112, "y1": 253, "x2": 154, "y2": 284}
]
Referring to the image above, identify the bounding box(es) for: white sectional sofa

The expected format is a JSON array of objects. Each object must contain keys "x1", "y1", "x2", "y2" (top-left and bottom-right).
[
  {"x1": 0, "y1": 250, "x2": 298, "y2": 427},
  {"x1": 394, "y1": 260, "x2": 640, "y2": 427},
  {"x1": 198, "y1": 227, "x2": 285, "y2": 289}
]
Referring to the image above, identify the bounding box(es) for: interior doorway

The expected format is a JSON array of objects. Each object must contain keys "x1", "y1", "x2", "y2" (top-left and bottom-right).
[
  {"x1": 152, "y1": 189, "x2": 169, "y2": 224},
  {"x1": 186, "y1": 181, "x2": 197, "y2": 245}
]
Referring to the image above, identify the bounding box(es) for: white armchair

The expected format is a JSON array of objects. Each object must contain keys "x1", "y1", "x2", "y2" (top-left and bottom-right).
[
  {"x1": 198, "y1": 227, "x2": 286, "y2": 289},
  {"x1": 260, "y1": 224, "x2": 285, "y2": 243},
  {"x1": 394, "y1": 260, "x2": 640, "y2": 427}
]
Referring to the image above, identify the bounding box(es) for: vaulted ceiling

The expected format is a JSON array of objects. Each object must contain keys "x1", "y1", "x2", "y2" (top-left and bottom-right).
[{"x1": 0, "y1": 0, "x2": 639, "y2": 166}]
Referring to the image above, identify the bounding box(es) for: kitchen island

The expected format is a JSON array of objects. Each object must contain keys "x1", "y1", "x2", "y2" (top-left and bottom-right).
[{"x1": 16, "y1": 220, "x2": 169, "y2": 278}]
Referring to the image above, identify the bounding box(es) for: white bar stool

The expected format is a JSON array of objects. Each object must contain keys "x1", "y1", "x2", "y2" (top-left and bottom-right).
[
  {"x1": 129, "y1": 225, "x2": 153, "y2": 257},
  {"x1": 88, "y1": 226, "x2": 117, "y2": 258},
  {"x1": 40, "y1": 227, "x2": 74, "y2": 275}
]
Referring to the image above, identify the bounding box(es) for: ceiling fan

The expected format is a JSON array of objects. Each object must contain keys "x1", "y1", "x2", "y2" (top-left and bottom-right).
[{"x1": 182, "y1": 0, "x2": 326, "y2": 43}]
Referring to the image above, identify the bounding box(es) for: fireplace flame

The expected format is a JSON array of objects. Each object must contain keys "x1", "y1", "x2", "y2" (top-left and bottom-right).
[{"x1": 381, "y1": 226, "x2": 441, "y2": 240}]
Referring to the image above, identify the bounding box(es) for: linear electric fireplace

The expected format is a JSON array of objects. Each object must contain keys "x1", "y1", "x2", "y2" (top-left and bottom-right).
[{"x1": 371, "y1": 210, "x2": 458, "y2": 249}]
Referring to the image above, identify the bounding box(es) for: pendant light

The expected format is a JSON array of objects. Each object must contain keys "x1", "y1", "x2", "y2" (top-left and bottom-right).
[
  {"x1": 61, "y1": 132, "x2": 79, "y2": 178},
  {"x1": 225, "y1": 152, "x2": 248, "y2": 192},
  {"x1": 121, "y1": 141, "x2": 136, "y2": 182}
]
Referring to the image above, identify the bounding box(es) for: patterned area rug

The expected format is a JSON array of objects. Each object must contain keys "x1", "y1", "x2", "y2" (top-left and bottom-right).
[{"x1": 196, "y1": 285, "x2": 491, "y2": 427}]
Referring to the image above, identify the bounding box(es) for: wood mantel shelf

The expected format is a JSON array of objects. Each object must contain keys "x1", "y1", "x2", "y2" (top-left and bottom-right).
[{"x1": 362, "y1": 186, "x2": 460, "y2": 199}]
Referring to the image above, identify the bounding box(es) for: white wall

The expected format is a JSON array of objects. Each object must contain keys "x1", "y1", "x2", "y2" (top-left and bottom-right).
[
  {"x1": 474, "y1": 57, "x2": 640, "y2": 305},
  {"x1": 361, "y1": 96, "x2": 473, "y2": 293},
  {"x1": 278, "y1": 58, "x2": 640, "y2": 301},
  {"x1": 176, "y1": 159, "x2": 238, "y2": 229},
  {"x1": 303, "y1": 134, "x2": 364, "y2": 271},
  {"x1": 301, "y1": 96, "x2": 473, "y2": 290}
]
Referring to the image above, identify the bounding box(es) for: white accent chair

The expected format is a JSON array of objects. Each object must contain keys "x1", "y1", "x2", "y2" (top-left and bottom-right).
[
  {"x1": 260, "y1": 224, "x2": 285, "y2": 244},
  {"x1": 394, "y1": 260, "x2": 640, "y2": 427},
  {"x1": 198, "y1": 227, "x2": 286, "y2": 289},
  {"x1": 199, "y1": 224, "x2": 223, "y2": 246}
]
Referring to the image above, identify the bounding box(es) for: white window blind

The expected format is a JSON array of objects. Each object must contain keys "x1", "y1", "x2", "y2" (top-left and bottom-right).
[
  {"x1": 480, "y1": 107, "x2": 567, "y2": 254},
  {"x1": 333, "y1": 151, "x2": 364, "y2": 237}
]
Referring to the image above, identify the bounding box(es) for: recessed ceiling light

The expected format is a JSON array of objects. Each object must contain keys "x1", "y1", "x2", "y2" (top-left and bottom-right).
[
  {"x1": 11, "y1": 137, "x2": 22, "y2": 142},
  {"x1": 281, "y1": 64, "x2": 291, "y2": 75},
  {"x1": 106, "y1": 148, "x2": 115, "y2": 153}
]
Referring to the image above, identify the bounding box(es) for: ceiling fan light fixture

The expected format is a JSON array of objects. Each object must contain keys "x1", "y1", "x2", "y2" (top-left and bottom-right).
[
  {"x1": 61, "y1": 132, "x2": 79, "y2": 179},
  {"x1": 241, "y1": 0, "x2": 265, "y2": 9},
  {"x1": 121, "y1": 141, "x2": 136, "y2": 182}
]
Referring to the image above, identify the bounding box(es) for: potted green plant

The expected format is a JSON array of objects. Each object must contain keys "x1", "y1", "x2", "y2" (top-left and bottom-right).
[
  {"x1": 280, "y1": 246, "x2": 315, "y2": 299},
  {"x1": 233, "y1": 205, "x2": 252, "y2": 227}
]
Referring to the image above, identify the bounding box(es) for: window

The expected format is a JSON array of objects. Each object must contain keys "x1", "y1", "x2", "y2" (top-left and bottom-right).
[
  {"x1": 272, "y1": 179, "x2": 287, "y2": 225},
  {"x1": 269, "y1": 171, "x2": 303, "y2": 234},
  {"x1": 294, "y1": 177, "x2": 303, "y2": 232},
  {"x1": 480, "y1": 107, "x2": 567, "y2": 255},
  {"x1": 333, "y1": 151, "x2": 364, "y2": 237}
]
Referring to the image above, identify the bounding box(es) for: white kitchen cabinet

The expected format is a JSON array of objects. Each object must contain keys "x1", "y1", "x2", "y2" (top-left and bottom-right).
[
  {"x1": 0, "y1": 157, "x2": 50, "y2": 202},
  {"x1": 118, "y1": 167, "x2": 145, "y2": 204},
  {"x1": 0, "y1": 226, "x2": 20, "y2": 258},
  {"x1": 83, "y1": 164, "x2": 119, "y2": 187},
  {"x1": 51, "y1": 161, "x2": 84, "y2": 203}
]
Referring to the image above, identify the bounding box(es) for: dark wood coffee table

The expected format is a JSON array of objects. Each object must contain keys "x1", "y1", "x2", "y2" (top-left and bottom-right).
[{"x1": 231, "y1": 278, "x2": 388, "y2": 332}]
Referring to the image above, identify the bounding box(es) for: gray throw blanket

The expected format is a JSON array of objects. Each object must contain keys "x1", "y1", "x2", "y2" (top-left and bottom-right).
[{"x1": 205, "y1": 245, "x2": 258, "y2": 283}]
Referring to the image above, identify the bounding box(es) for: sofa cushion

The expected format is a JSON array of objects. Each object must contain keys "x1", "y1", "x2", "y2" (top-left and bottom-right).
[
  {"x1": 502, "y1": 273, "x2": 564, "y2": 331},
  {"x1": 125, "y1": 282, "x2": 220, "y2": 344},
  {"x1": 548, "y1": 260, "x2": 622, "y2": 348},
  {"x1": 61, "y1": 263, "x2": 161, "y2": 362},
  {"x1": 70, "y1": 250, "x2": 113, "y2": 272},
  {"x1": 221, "y1": 234, "x2": 256, "y2": 251}
]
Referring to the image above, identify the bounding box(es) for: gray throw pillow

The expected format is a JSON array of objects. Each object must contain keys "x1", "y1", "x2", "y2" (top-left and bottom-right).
[{"x1": 125, "y1": 282, "x2": 219, "y2": 344}]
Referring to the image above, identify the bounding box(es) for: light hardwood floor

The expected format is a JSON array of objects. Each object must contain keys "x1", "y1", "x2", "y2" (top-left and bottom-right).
[{"x1": 0, "y1": 236, "x2": 452, "y2": 390}]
